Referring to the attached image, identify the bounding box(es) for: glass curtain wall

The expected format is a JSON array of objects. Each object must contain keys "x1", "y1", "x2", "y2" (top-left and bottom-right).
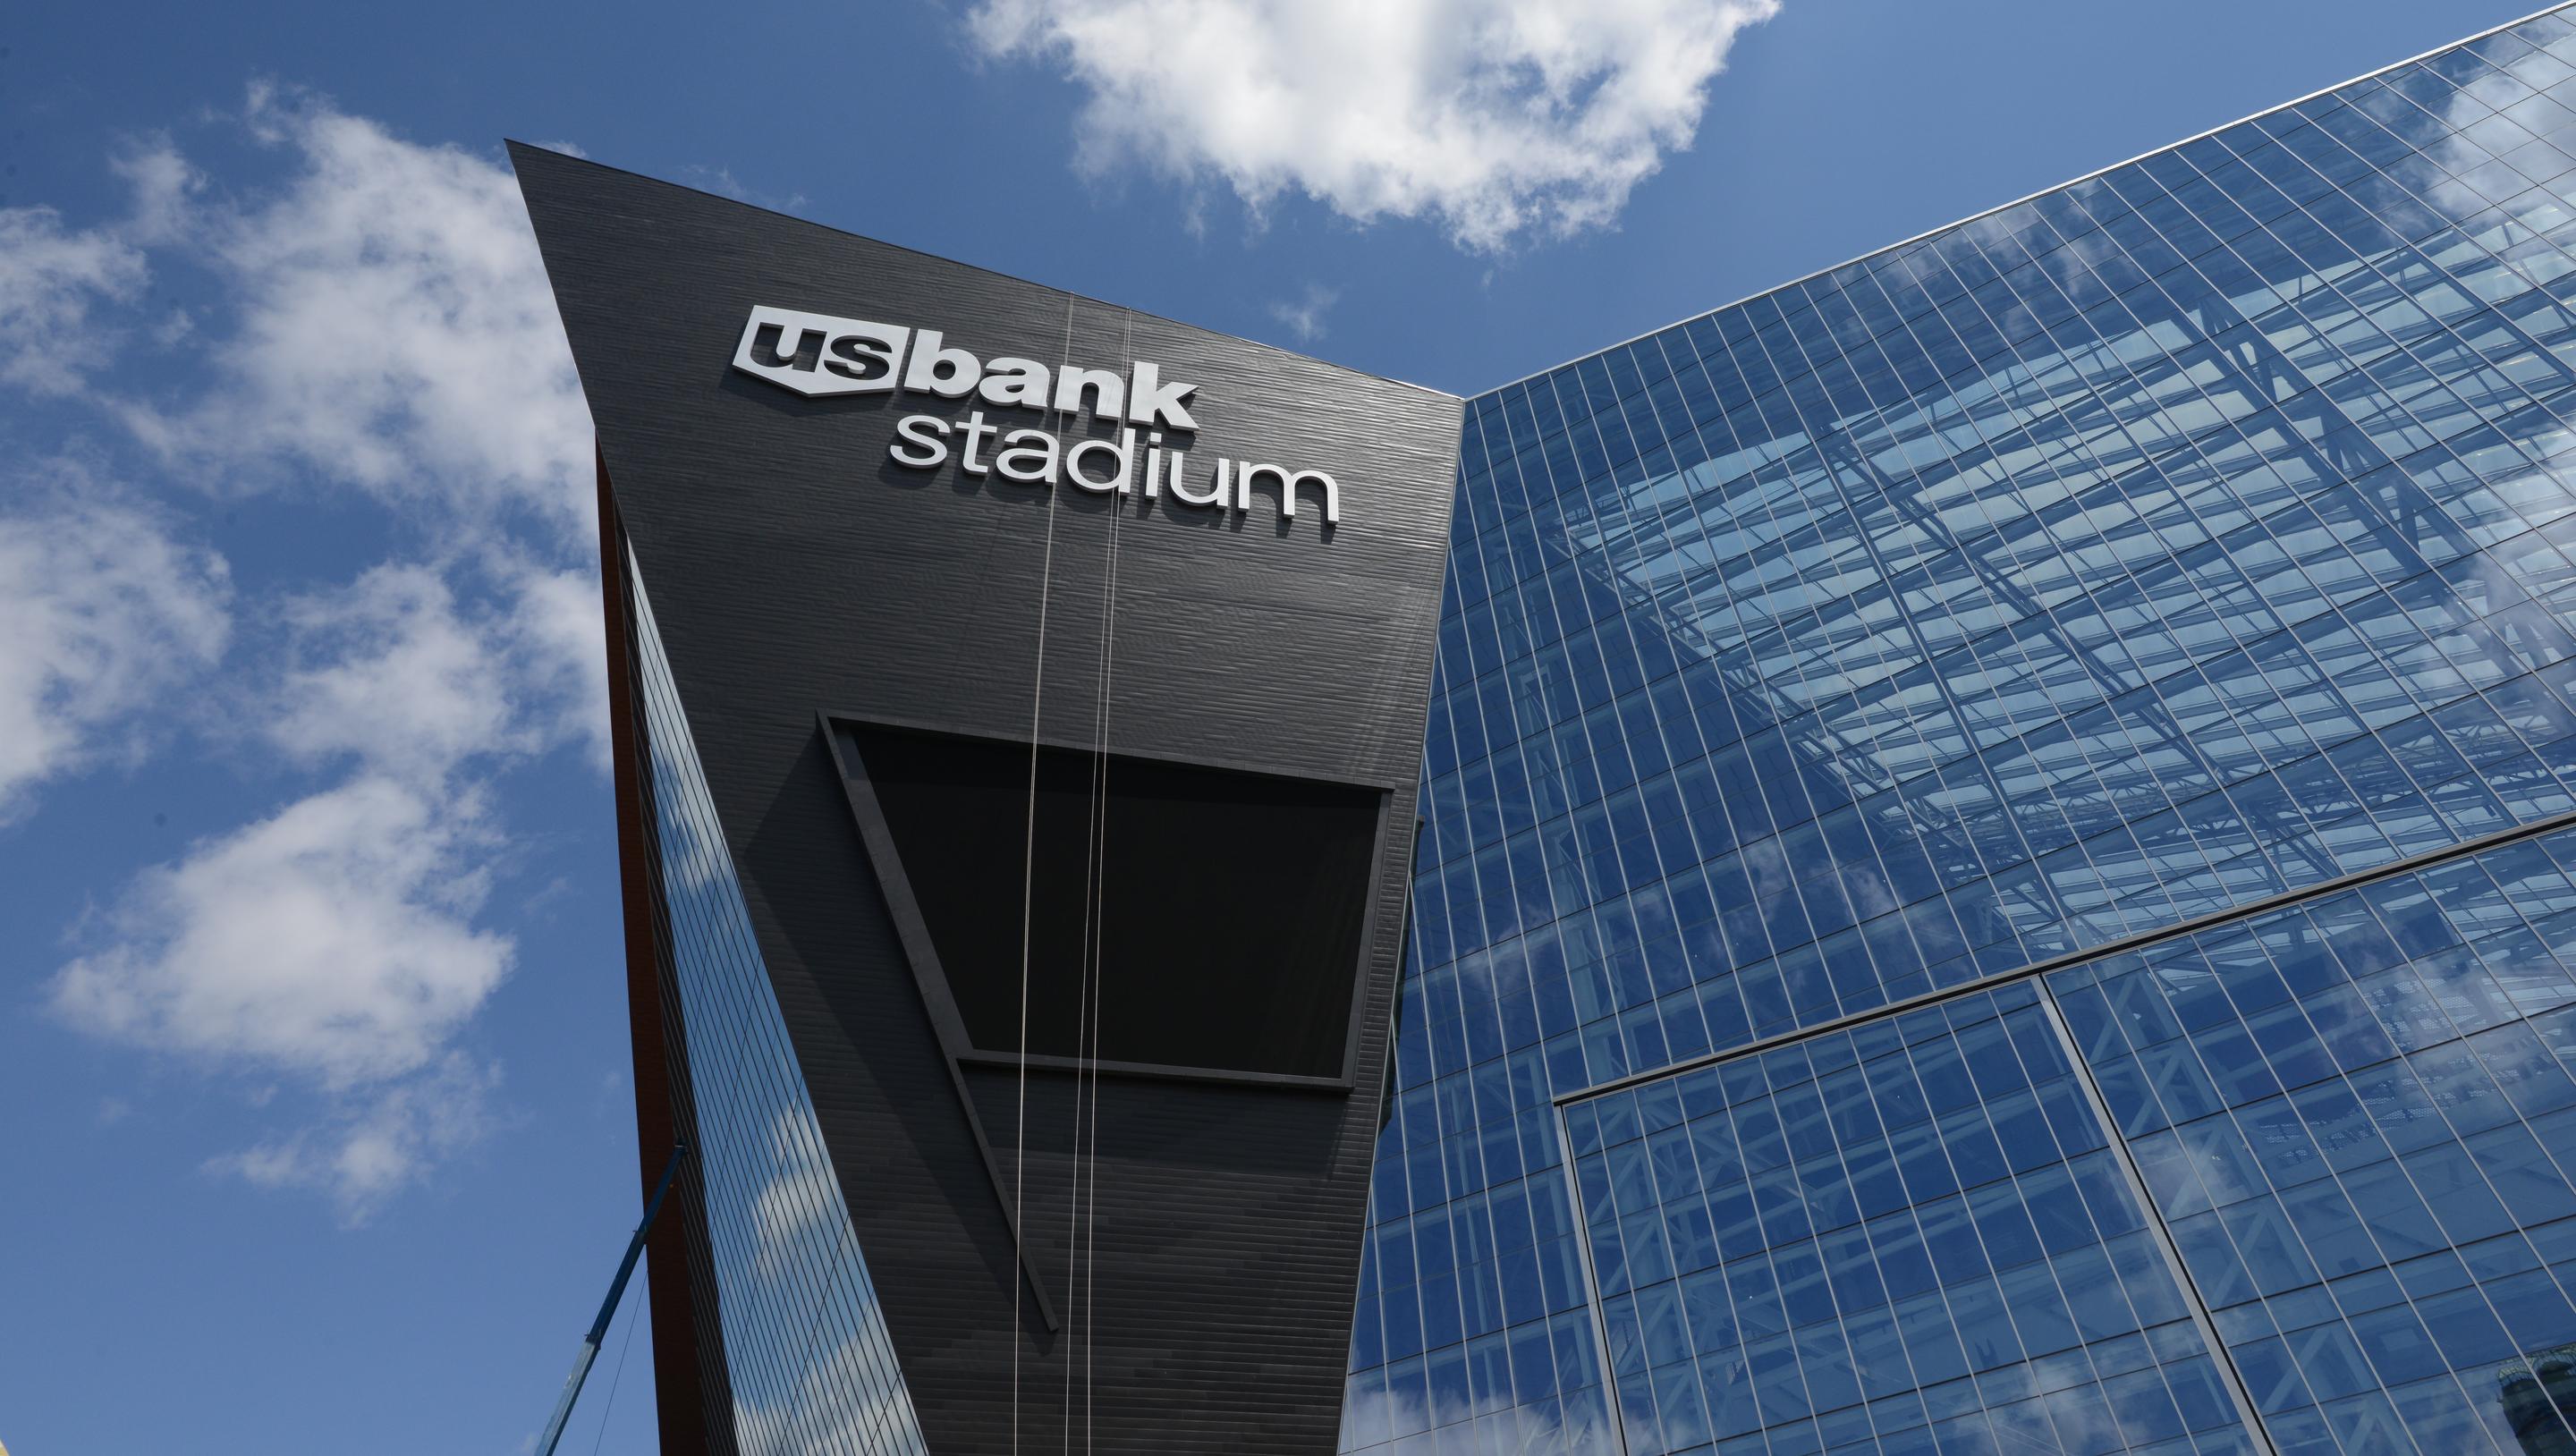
[
  {"x1": 630, "y1": 560, "x2": 928, "y2": 1456},
  {"x1": 1350, "y1": 9, "x2": 2576, "y2": 1453}
]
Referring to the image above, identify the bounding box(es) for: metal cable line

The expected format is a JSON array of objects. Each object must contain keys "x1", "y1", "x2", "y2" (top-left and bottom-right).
[
  {"x1": 1062, "y1": 311, "x2": 1131, "y2": 1456},
  {"x1": 1013, "y1": 296, "x2": 1080, "y2": 1456}
]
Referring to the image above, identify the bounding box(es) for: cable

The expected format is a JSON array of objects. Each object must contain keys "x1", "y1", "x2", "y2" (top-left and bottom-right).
[
  {"x1": 1063, "y1": 620, "x2": 1101, "y2": 1449},
  {"x1": 1063, "y1": 538, "x2": 1106, "y2": 1452},
  {"x1": 1083, "y1": 318, "x2": 1129, "y2": 1456},
  {"x1": 586, "y1": 1276, "x2": 644, "y2": 1456},
  {"x1": 1013, "y1": 296, "x2": 1077, "y2": 1456},
  {"x1": 1061, "y1": 311, "x2": 1130, "y2": 1455}
]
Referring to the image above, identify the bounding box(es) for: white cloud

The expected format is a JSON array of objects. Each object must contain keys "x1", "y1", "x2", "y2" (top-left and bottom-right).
[
  {"x1": 50, "y1": 604, "x2": 546, "y2": 1218},
  {"x1": 750, "y1": 1110, "x2": 842, "y2": 1281},
  {"x1": 110, "y1": 140, "x2": 205, "y2": 248},
  {"x1": 735, "y1": 1332, "x2": 922, "y2": 1456},
  {"x1": 262, "y1": 554, "x2": 610, "y2": 779},
  {"x1": 13, "y1": 89, "x2": 613, "y2": 1221},
  {"x1": 496, "y1": 558, "x2": 612, "y2": 772},
  {"x1": 679, "y1": 163, "x2": 810, "y2": 215},
  {"x1": 0, "y1": 470, "x2": 232, "y2": 819},
  {"x1": 968, "y1": 0, "x2": 1779, "y2": 251},
  {"x1": 2420, "y1": 24, "x2": 2576, "y2": 224},
  {"x1": 0, "y1": 203, "x2": 147, "y2": 395},
  {"x1": 1267, "y1": 282, "x2": 1341, "y2": 343},
  {"x1": 11, "y1": 90, "x2": 609, "y2": 821},
  {"x1": 48, "y1": 772, "x2": 514, "y2": 1220},
  {"x1": 206, "y1": 1053, "x2": 502, "y2": 1223},
  {"x1": 1339, "y1": 1377, "x2": 1618, "y2": 1454},
  {"x1": 264, "y1": 563, "x2": 530, "y2": 777},
  {"x1": 116, "y1": 83, "x2": 594, "y2": 542},
  {"x1": 13, "y1": 89, "x2": 623, "y2": 1222},
  {"x1": 49, "y1": 775, "x2": 511, "y2": 1089}
]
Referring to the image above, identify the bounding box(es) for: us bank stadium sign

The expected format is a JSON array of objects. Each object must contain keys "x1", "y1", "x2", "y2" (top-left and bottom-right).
[{"x1": 733, "y1": 303, "x2": 1343, "y2": 526}]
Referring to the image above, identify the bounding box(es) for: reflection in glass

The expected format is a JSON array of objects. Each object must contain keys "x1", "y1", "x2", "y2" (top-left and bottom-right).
[
  {"x1": 1353, "y1": 12, "x2": 2576, "y2": 1453},
  {"x1": 2055, "y1": 825, "x2": 2576, "y2": 1452},
  {"x1": 1568, "y1": 982, "x2": 2250, "y2": 1454},
  {"x1": 631, "y1": 562, "x2": 928, "y2": 1456},
  {"x1": 2502, "y1": 1342, "x2": 2576, "y2": 1453}
]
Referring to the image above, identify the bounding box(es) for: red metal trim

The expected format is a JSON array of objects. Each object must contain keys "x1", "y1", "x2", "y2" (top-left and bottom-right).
[{"x1": 598, "y1": 449, "x2": 712, "y2": 1455}]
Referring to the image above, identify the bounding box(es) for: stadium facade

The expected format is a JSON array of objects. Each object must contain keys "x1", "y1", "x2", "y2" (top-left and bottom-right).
[{"x1": 520, "y1": 6, "x2": 2576, "y2": 1452}]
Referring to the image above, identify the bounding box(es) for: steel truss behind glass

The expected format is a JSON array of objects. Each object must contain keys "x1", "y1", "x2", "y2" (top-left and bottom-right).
[{"x1": 1352, "y1": 8, "x2": 2576, "y2": 1452}]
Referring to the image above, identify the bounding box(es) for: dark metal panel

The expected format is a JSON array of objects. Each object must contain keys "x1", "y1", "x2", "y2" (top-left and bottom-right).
[{"x1": 515, "y1": 143, "x2": 1460, "y2": 1455}]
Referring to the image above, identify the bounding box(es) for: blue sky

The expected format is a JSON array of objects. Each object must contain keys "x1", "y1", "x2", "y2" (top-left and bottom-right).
[{"x1": 0, "y1": 2, "x2": 2535, "y2": 1452}]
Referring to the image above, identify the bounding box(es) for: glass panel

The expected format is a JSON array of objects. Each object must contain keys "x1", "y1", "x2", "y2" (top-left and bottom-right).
[
  {"x1": 1355, "y1": 13, "x2": 2576, "y2": 1454},
  {"x1": 631, "y1": 560, "x2": 929, "y2": 1456},
  {"x1": 1567, "y1": 982, "x2": 2249, "y2": 1456},
  {"x1": 2054, "y1": 825, "x2": 2576, "y2": 1453}
]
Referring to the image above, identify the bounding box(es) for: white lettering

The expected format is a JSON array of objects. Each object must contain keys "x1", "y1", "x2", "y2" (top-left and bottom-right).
[
  {"x1": 1125, "y1": 360, "x2": 1198, "y2": 431},
  {"x1": 1236, "y1": 461, "x2": 1340, "y2": 523},
  {"x1": 1169, "y1": 456, "x2": 1228, "y2": 509},
  {"x1": 956, "y1": 411, "x2": 1000, "y2": 477},
  {"x1": 889, "y1": 414, "x2": 951, "y2": 468},
  {"x1": 824, "y1": 332, "x2": 899, "y2": 386},
  {"x1": 1053, "y1": 366, "x2": 1125, "y2": 421},
  {"x1": 734, "y1": 306, "x2": 907, "y2": 396},
  {"x1": 979, "y1": 357, "x2": 1052, "y2": 410},
  {"x1": 1065, "y1": 429, "x2": 1136, "y2": 495},
  {"x1": 995, "y1": 428, "x2": 1060, "y2": 483},
  {"x1": 902, "y1": 329, "x2": 981, "y2": 398},
  {"x1": 729, "y1": 305, "x2": 1349, "y2": 529}
]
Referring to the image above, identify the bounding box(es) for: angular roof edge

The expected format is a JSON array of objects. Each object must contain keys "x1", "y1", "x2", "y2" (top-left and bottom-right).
[
  {"x1": 1473, "y1": 1, "x2": 2576, "y2": 402},
  {"x1": 500, "y1": 139, "x2": 1464, "y2": 404}
]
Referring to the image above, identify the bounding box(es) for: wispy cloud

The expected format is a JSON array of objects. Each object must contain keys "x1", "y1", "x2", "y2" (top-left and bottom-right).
[
  {"x1": 4, "y1": 84, "x2": 601, "y2": 1219},
  {"x1": 967, "y1": 0, "x2": 1779, "y2": 251},
  {"x1": 1267, "y1": 283, "x2": 1341, "y2": 344},
  {"x1": 0, "y1": 202, "x2": 147, "y2": 395},
  {"x1": 114, "y1": 83, "x2": 595, "y2": 544},
  {"x1": 49, "y1": 775, "x2": 514, "y2": 1221},
  {"x1": 206, "y1": 1053, "x2": 504, "y2": 1219},
  {"x1": 680, "y1": 163, "x2": 810, "y2": 215},
  {"x1": 51, "y1": 777, "x2": 511, "y2": 1090},
  {"x1": 262, "y1": 564, "x2": 535, "y2": 777},
  {"x1": 0, "y1": 467, "x2": 232, "y2": 820}
]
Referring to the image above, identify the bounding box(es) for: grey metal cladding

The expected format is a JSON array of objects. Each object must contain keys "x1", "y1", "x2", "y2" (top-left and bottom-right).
[{"x1": 510, "y1": 142, "x2": 1461, "y2": 1455}]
